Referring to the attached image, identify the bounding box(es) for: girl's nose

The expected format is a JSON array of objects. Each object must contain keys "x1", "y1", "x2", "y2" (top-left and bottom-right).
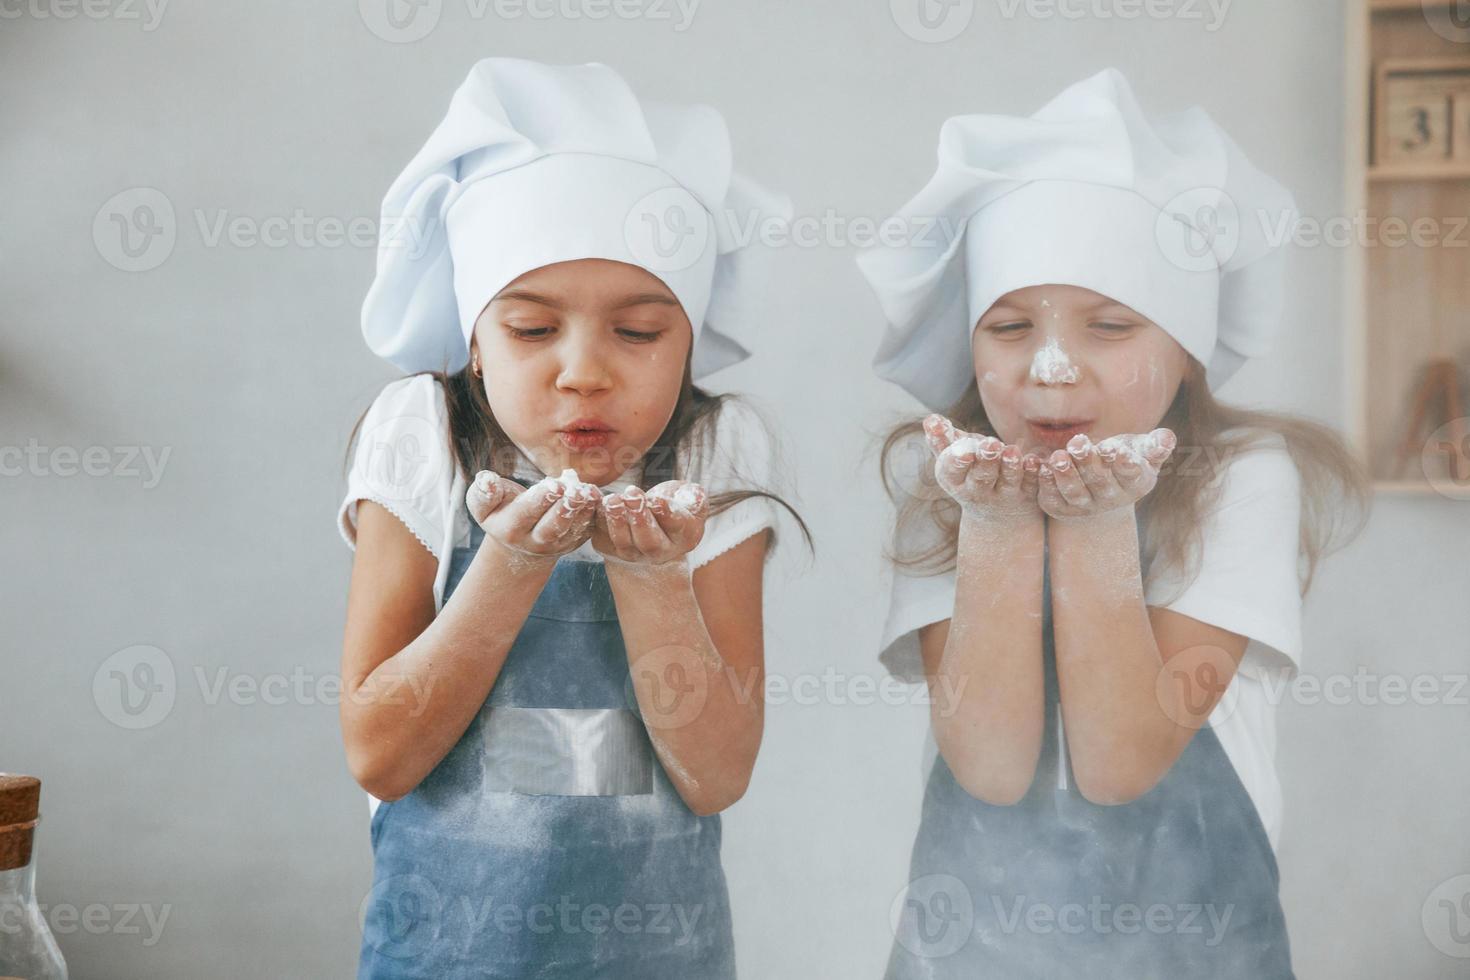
[
  {"x1": 1029, "y1": 336, "x2": 1081, "y2": 386},
  {"x1": 555, "y1": 339, "x2": 613, "y2": 395}
]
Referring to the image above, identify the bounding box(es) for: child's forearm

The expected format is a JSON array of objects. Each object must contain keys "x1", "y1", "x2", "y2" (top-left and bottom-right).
[
  {"x1": 342, "y1": 536, "x2": 557, "y2": 802},
  {"x1": 1047, "y1": 507, "x2": 1172, "y2": 804},
  {"x1": 932, "y1": 509, "x2": 1047, "y2": 805},
  {"x1": 604, "y1": 558, "x2": 762, "y2": 817}
]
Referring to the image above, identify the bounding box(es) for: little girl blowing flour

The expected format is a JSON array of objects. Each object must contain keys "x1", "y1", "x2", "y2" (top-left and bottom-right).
[
  {"x1": 336, "y1": 57, "x2": 805, "y2": 979},
  {"x1": 859, "y1": 69, "x2": 1367, "y2": 979}
]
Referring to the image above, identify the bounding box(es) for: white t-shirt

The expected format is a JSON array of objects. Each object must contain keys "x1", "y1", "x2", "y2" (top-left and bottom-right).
[
  {"x1": 877, "y1": 429, "x2": 1303, "y2": 852},
  {"x1": 337, "y1": 373, "x2": 785, "y2": 814}
]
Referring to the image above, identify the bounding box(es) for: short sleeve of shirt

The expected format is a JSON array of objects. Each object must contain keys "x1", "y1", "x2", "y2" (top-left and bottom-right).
[
  {"x1": 877, "y1": 433, "x2": 956, "y2": 686},
  {"x1": 337, "y1": 373, "x2": 456, "y2": 561},
  {"x1": 1145, "y1": 434, "x2": 1304, "y2": 682},
  {"x1": 684, "y1": 397, "x2": 785, "y2": 571}
]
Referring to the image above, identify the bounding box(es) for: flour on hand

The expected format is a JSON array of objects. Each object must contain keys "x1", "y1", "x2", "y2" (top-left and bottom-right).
[
  {"x1": 1095, "y1": 431, "x2": 1165, "y2": 465},
  {"x1": 550, "y1": 468, "x2": 599, "y2": 502},
  {"x1": 647, "y1": 482, "x2": 707, "y2": 516}
]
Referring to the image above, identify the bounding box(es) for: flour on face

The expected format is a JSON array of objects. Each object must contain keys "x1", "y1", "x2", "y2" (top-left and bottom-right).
[{"x1": 1029, "y1": 337, "x2": 1080, "y2": 385}]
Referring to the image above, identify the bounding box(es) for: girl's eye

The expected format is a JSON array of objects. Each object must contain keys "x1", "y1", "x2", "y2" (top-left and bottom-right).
[
  {"x1": 617, "y1": 328, "x2": 663, "y2": 343},
  {"x1": 1091, "y1": 322, "x2": 1136, "y2": 335},
  {"x1": 985, "y1": 321, "x2": 1030, "y2": 335},
  {"x1": 506, "y1": 326, "x2": 553, "y2": 340}
]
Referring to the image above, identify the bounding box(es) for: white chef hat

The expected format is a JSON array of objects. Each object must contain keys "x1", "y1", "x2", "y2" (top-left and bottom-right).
[
  {"x1": 361, "y1": 57, "x2": 789, "y2": 379},
  {"x1": 855, "y1": 68, "x2": 1298, "y2": 410}
]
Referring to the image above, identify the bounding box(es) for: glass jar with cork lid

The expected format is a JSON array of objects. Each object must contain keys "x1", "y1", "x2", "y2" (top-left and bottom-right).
[{"x1": 0, "y1": 774, "x2": 67, "y2": 980}]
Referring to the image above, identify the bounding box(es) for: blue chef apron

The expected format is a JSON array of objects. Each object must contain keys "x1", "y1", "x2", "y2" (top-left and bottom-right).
[
  {"x1": 885, "y1": 536, "x2": 1294, "y2": 979},
  {"x1": 359, "y1": 479, "x2": 737, "y2": 979}
]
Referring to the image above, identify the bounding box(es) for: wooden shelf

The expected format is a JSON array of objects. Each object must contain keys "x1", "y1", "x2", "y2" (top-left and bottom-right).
[
  {"x1": 1369, "y1": 164, "x2": 1470, "y2": 181},
  {"x1": 1371, "y1": 0, "x2": 1463, "y2": 11},
  {"x1": 1346, "y1": 0, "x2": 1470, "y2": 496}
]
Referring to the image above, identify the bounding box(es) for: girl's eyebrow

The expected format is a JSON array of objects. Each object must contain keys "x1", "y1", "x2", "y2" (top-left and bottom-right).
[
  {"x1": 1083, "y1": 300, "x2": 1140, "y2": 317},
  {"x1": 608, "y1": 292, "x2": 680, "y2": 311},
  {"x1": 493, "y1": 289, "x2": 563, "y2": 310},
  {"x1": 489, "y1": 290, "x2": 679, "y2": 312}
]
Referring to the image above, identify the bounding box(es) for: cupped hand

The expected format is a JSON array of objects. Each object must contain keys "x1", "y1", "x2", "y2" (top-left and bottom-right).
[
  {"x1": 1036, "y1": 428, "x2": 1176, "y2": 520},
  {"x1": 466, "y1": 469, "x2": 602, "y2": 561},
  {"x1": 591, "y1": 480, "x2": 708, "y2": 566},
  {"x1": 923, "y1": 413, "x2": 1045, "y2": 521}
]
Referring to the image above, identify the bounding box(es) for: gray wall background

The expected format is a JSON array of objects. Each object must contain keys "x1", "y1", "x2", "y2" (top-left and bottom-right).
[{"x1": 3, "y1": 1, "x2": 1468, "y2": 977}]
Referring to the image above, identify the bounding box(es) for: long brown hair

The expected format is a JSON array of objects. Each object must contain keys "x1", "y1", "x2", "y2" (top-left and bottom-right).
[
  {"x1": 879, "y1": 357, "x2": 1370, "y2": 599},
  {"x1": 347, "y1": 353, "x2": 813, "y2": 561}
]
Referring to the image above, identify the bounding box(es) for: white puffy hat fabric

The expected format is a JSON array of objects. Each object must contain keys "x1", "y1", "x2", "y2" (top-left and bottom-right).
[
  {"x1": 855, "y1": 68, "x2": 1298, "y2": 411},
  {"x1": 362, "y1": 56, "x2": 790, "y2": 379}
]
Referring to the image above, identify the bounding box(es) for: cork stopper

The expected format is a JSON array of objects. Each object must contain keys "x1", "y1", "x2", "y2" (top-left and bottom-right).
[{"x1": 0, "y1": 774, "x2": 41, "y2": 872}]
